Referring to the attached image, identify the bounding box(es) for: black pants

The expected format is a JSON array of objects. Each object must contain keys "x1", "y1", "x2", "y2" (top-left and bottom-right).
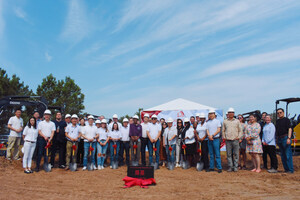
[
  {"x1": 36, "y1": 137, "x2": 47, "y2": 169},
  {"x1": 77, "y1": 139, "x2": 84, "y2": 165},
  {"x1": 119, "y1": 141, "x2": 130, "y2": 166},
  {"x1": 141, "y1": 137, "x2": 149, "y2": 166},
  {"x1": 263, "y1": 145, "x2": 278, "y2": 169},
  {"x1": 201, "y1": 140, "x2": 209, "y2": 170},
  {"x1": 50, "y1": 139, "x2": 66, "y2": 166}
]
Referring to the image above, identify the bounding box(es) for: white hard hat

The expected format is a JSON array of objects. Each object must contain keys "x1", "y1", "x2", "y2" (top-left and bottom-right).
[
  {"x1": 95, "y1": 119, "x2": 101, "y2": 124},
  {"x1": 195, "y1": 113, "x2": 200, "y2": 117},
  {"x1": 123, "y1": 118, "x2": 129, "y2": 122},
  {"x1": 88, "y1": 115, "x2": 94, "y2": 120},
  {"x1": 208, "y1": 109, "x2": 215, "y2": 114},
  {"x1": 71, "y1": 114, "x2": 78, "y2": 119},
  {"x1": 184, "y1": 118, "x2": 190, "y2": 123},
  {"x1": 133, "y1": 115, "x2": 139, "y2": 119},
  {"x1": 151, "y1": 114, "x2": 157, "y2": 119},
  {"x1": 65, "y1": 114, "x2": 71, "y2": 118},
  {"x1": 101, "y1": 119, "x2": 107, "y2": 123},
  {"x1": 144, "y1": 113, "x2": 150, "y2": 118},
  {"x1": 227, "y1": 107, "x2": 235, "y2": 113},
  {"x1": 44, "y1": 109, "x2": 51, "y2": 115},
  {"x1": 199, "y1": 113, "x2": 206, "y2": 118},
  {"x1": 167, "y1": 117, "x2": 173, "y2": 123},
  {"x1": 112, "y1": 114, "x2": 118, "y2": 118}
]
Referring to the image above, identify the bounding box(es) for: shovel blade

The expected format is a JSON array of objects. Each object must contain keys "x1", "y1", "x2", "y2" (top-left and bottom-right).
[
  {"x1": 70, "y1": 163, "x2": 77, "y2": 172},
  {"x1": 196, "y1": 162, "x2": 204, "y2": 171},
  {"x1": 43, "y1": 163, "x2": 51, "y2": 172},
  {"x1": 87, "y1": 163, "x2": 93, "y2": 171},
  {"x1": 131, "y1": 161, "x2": 139, "y2": 166},
  {"x1": 112, "y1": 161, "x2": 118, "y2": 169},
  {"x1": 167, "y1": 162, "x2": 175, "y2": 170},
  {"x1": 151, "y1": 162, "x2": 159, "y2": 170},
  {"x1": 181, "y1": 161, "x2": 190, "y2": 170}
]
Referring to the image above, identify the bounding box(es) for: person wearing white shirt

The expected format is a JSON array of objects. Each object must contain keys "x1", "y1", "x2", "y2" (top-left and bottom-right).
[
  {"x1": 35, "y1": 110, "x2": 56, "y2": 172},
  {"x1": 206, "y1": 110, "x2": 222, "y2": 173},
  {"x1": 163, "y1": 118, "x2": 177, "y2": 164},
  {"x1": 141, "y1": 114, "x2": 150, "y2": 166},
  {"x1": 108, "y1": 114, "x2": 121, "y2": 130},
  {"x1": 108, "y1": 122, "x2": 122, "y2": 168},
  {"x1": 81, "y1": 116, "x2": 98, "y2": 170},
  {"x1": 184, "y1": 120, "x2": 197, "y2": 167},
  {"x1": 77, "y1": 118, "x2": 85, "y2": 167},
  {"x1": 262, "y1": 115, "x2": 278, "y2": 173},
  {"x1": 119, "y1": 118, "x2": 130, "y2": 166},
  {"x1": 96, "y1": 119, "x2": 110, "y2": 169},
  {"x1": 7, "y1": 109, "x2": 23, "y2": 161},
  {"x1": 195, "y1": 113, "x2": 209, "y2": 171},
  {"x1": 146, "y1": 115, "x2": 162, "y2": 166},
  {"x1": 22, "y1": 117, "x2": 38, "y2": 173},
  {"x1": 65, "y1": 114, "x2": 81, "y2": 170}
]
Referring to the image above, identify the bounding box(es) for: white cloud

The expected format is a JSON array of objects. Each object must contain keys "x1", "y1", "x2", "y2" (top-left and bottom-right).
[
  {"x1": 201, "y1": 46, "x2": 300, "y2": 77},
  {"x1": 45, "y1": 52, "x2": 52, "y2": 62},
  {"x1": 61, "y1": 0, "x2": 90, "y2": 44},
  {"x1": 14, "y1": 7, "x2": 26, "y2": 19}
]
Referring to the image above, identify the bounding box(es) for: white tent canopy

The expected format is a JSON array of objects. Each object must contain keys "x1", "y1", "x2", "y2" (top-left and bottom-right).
[{"x1": 145, "y1": 98, "x2": 217, "y2": 111}]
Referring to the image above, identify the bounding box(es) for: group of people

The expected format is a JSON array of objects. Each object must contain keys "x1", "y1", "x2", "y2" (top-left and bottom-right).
[{"x1": 5, "y1": 107, "x2": 294, "y2": 174}]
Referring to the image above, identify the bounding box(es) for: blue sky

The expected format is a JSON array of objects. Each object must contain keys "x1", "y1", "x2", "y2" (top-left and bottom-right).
[{"x1": 1, "y1": 0, "x2": 300, "y2": 118}]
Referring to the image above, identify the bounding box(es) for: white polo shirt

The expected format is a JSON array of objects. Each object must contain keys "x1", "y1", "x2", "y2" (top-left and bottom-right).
[
  {"x1": 108, "y1": 130, "x2": 122, "y2": 139},
  {"x1": 147, "y1": 123, "x2": 162, "y2": 139},
  {"x1": 196, "y1": 122, "x2": 207, "y2": 140},
  {"x1": 98, "y1": 127, "x2": 109, "y2": 141},
  {"x1": 38, "y1": 120, "x2": 56, "y2": 138},
  {"x1": 82, "y1": 125, "x2": 98, "y2": 142},
  {"x1": 23, "y1": 126, "x2": 38, "y2": 142},
  {"x1": 164, "y1": 126, "x2": 177, "y2": 145},
  {"x1": 206, "y1": 118, "x2": 221, "y2": 138},
  {"x1": 8, "y1": 116, "x2": 23, "y2": 137},
  {"x1": 65, "y1": 124, "x2": 80, "y2": 141},
  {"x1": 120, "y1": 126, "x2": 130, "y2": 141},
  {"x1": 185, "y1": 127, "x2": 196, "y2": 144},
  {"x1": 141, "y1": 122, "x2": 149, "y2": 138}
]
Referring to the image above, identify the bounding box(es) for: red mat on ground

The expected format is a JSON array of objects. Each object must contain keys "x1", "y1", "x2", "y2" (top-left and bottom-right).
[{"x1": 122, "y1": 176, "x2": 156, "y2": 188}]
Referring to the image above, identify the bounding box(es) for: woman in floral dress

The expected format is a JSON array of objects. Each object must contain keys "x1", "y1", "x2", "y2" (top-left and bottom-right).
[{"x1": 246, "y1": 114, "x2": 263, "y2": 173}]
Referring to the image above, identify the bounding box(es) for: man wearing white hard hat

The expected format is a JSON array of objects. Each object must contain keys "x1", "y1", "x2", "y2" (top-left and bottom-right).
[
  {"x1": 35, "y1": 110, "x2": 56, "y2": 172},
  {"x1": 206, "y1": 109, "x2": 222, "y2": 173},
  {"x1": 141, "y1": 113, "x2": 150, "y2": 166},
  {"x1": 119, "y1": 118, "x2": 130, "y2": 166},
  {"x1": 129, "y1": 115, "x2": 142, "y2": 165},
  {"x1": 163, "y1": 118, "x2": 177, "y2": 164},
  {"x1": 108, "y1": 114, "x2": 121, "y2": 130},
  {"x1": 52, "y1": 112, "x2": 68, "y2": 169},
  {"x1": 222, "y1": 108, "x2": 242, "y2": 172},
  {"x1": 65, "y1": 114, "x2": 81, "y2": 170},
  {"x1": 146, "y1": 114, "x2": 162, "y2": 167},
  {"x1": 195, "y1": 112, "x2": 209, "y2": 171}
]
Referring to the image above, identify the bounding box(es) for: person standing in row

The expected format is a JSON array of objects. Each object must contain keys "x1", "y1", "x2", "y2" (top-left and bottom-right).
[
  {"x1": 164, "y1": 118, "x2": 177, "y2": 165},
  {"x1": 259, "y1": 112, "x2": 267, "y2": 140},
  {"x1": 147, "y1": 115, "x2": 161, "y2": 168},
  {"x1": 81, "y1": 115, "x2": 98, "y2": 171},
  {"x1": 35, "y1": 110, "x2": 56, "y2": 172},
  {"x1": 129, "y1": 115, "x2": 142, "y2": 165},
  {"x1": 184, "y1": 121, "x2": 196, "y2": 167},
  {"x1": 222, "y1": 108, "x2": 242, "y2": 172},
  {"x1": 7, "y1": 109, "x2": 23, "y2": 161},
  {"x1": 276, "y1": 108, "x2": 294, "y2": 173},
  {"x1": 109, "y1": 114, "x2": 121, "y2": 130},
  {"x1": 160, "y1": 122, "x2": 167, "y2": 166},
  {"x1": 109, "y1": 122, "x2": 122, "y2": 168},
  {"x1": 22, "y1": 117, "x2": 38, "y2": 173},
  {"x1": 77, "y1": 118, "x2": 85, "y2": 167},
  {"x1": 195, "y1": 113, "x2": 209, "y2": 171},
  {"x1": 97, "y1": 119, "x2": 109, "y2": 169},
  {"x1": 65, "y1": 114, "x2": 81, "y2": 170},
  {"x1": 141, "y1": 114, "x2": 150, "y2": 166},
  {"x1": 119, "y1": 118, "x2": 130, "y2": 166},
  {"x1": 175, "y1": 118, "x2": 184, "y2": 167},
  {"x1": 262, "y1": 115, "x2": 278, "y2": 173},
  {"x1": 52, "y1": 112, "x2": 68, "y2": 168},
  {"x1": 206, "y1": 110, "x2": 222, "y2": 173},
  {"x1": 246, "y1": 114, "x2": 263, "y2": 173},
  {"x1": 237, "y1": 114, "x2": 247, "y2": 170}
]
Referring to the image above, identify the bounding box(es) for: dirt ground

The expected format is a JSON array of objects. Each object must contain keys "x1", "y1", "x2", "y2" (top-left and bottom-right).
[{"x1": 0, "y1": 153, "x2": 300, "y2": 200}]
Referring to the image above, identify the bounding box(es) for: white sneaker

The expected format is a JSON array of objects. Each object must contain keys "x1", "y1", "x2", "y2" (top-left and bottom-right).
[
  {"x1": 175, "y1": 163, "x2": 180, "y2": 168},
  {"x1": 110, "y1": 166, "x2": 112, "y2": 169},
  {"x1": 101, "y1": 166, "x2": 104, "y2": 169},
  {"x1": 82, "y1": 167, "x2": 87, "y2": 171},
  {"x1": 93, "y1": 165, "x2": 97, "y2": 170},
  {"x1": 97, "y1": 166, "x2": 101, "y2": 170}
]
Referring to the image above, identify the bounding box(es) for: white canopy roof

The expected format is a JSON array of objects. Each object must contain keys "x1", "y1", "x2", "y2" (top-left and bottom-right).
[{"x1": 145, "y1": 98, "x2": 217, "y2": 111}]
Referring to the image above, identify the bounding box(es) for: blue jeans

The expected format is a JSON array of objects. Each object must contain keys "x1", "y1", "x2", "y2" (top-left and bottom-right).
[
  {"x1": 97, "y1": 140, "x2": 108, "y2": 166},
  {"x1": 208, "y1": 138, "x2": 222, "y2": 170},
  {"x1": 277, "y1": 136, "x2": 294, "y2": 173},
  {"x1": 165, "y1": 144, "x2": 176, "y2": 163},
  {"x1": 83, "y1": 142, "x2": 96, "y2": 167},
  {"x1": 110, "y1": 141, "x2": 120, "y2": 165},
  {"x1": 148, "y1": 139, "x2": 160, "y2": 164}
]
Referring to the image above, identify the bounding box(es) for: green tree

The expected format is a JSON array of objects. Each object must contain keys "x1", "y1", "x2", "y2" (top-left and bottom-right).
[{"x1": 36, "y1": 74, "x2": 85, "y2": 115}]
